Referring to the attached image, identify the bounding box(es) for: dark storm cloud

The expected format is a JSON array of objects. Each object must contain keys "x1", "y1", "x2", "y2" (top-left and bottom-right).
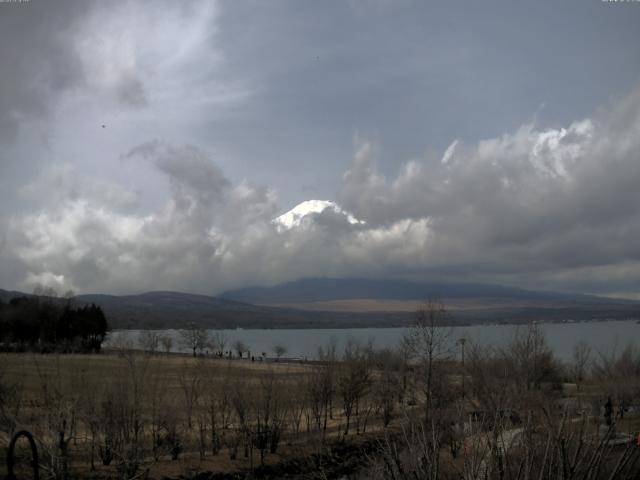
[
  {"x1": 209, "y1": 1, "x2": 640, "y2": 196},
  {"x1": 1, "y1": 1, "x2": 640, "y2": 297},
  {"x1": 0, "y1": 1, "x2": 87, "y2": 141},
  {"x1": 126, "y1": 141, "x2": 230, "y2": 204},
  {"x1": 0, "y1": 0, "x2": 156, "y2": 144}
]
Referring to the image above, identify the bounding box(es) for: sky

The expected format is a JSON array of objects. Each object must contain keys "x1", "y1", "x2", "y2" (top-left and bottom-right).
[{"x1": 1, "y1": 0, "x2": 640, "y2": 297}]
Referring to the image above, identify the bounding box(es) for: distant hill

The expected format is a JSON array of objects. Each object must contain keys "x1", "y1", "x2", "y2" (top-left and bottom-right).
[
  {"x1": 0, "y1": 289, "x2": 410, "y2": 329},
  {"x1": 220, "y1": 277, "x2": 640, "y2": 324},
  {"x1": 0, "y1": 289, "x2": 28, "y2": 303},
  {"x1": 220, "y1": 277, "x2": 601, "y2": 304},
  {"x1": 73, "y1": 291, "x2": 405, "y2": 329},
  {"x1": 2, "y1": 279, "x2": 639, "y2": 330}
]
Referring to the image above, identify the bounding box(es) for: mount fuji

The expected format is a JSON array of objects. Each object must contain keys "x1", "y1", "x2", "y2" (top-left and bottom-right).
[{"x1": 273, "y1": 200, "x2": 364, "y2": 231}]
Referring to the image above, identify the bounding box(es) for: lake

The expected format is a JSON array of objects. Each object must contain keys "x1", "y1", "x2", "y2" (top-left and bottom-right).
[{"x1": 106, "y1": 320, "x2": 640, "y2": 362}]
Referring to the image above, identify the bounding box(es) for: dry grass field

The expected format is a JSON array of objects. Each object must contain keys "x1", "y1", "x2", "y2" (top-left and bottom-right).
[
  {"x1": 0, "y1": 351, "x2": 313, "y2": 392},
  {"x1": 0, "y1": 351, "x2": 390, "y2": 480}
]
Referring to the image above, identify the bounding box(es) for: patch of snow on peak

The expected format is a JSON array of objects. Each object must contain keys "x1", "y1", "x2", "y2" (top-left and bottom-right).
[{"x1": 274, "y1": 200, "x2": 364, "y2": 231}]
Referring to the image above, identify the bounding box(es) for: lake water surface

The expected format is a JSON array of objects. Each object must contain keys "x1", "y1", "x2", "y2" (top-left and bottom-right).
[{"x1": 107, "y1": 320, "x2": 640, "y2": 362}]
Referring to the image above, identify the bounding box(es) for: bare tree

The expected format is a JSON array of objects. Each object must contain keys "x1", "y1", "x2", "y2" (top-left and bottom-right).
[
  {"x1": 202, "y1": 361, "x2": 233, "y2": 456},
  {"x1": 372, "y1": 349, "x2": 401, "y2": 427},
  {"x1": 307, "y1": 365, "x2": 328, "y2": 433},
  {"x1": 78, "y1": 373, "x2": 102, "y2": 471},
  {"x1": 288, "y1": 380, "x2": 307, "y2": 438},
  {"x1": 137, "y1": 331, "x2": 160, "y2": 355},
  {"x1": 179, "y1": 325, "x2": 209, "y2": 357},
  {"x1": 32, "y1": 356, "x2": 81, "y2": 480},
  {"x1": 112, "y1": 352, "x2": 151, "y2": 479},
  {"x1": 211, "y1": 331, "x2": 227, "y2": 356},
  {"x1": 592, "y1": 343, "x2": 640, "y2": 421},
  {"x1": 368, "y1": 335, "x2": 640, "y2": 480},
  {"x1": 229, "y1": 376, "x2": 252, "y2": 461},
  {"x1": 233, "y1": 339, "x2": 248, "y2": 359},
  {"x1": 159, "y1": 408, "x2": 183, "y2": 461},
  {"x1": 404, "y1": 299, "x2": 453, "y2": 420},
  {"x1": 571, "y1": 340, "x2": 592, "y2": 392},
  {"x1": 178, "y1": 360, "x2": 203, "y2": 429},
  {"x1": 253, "y1": 369, "x2": 289, "y2": 465},
  {"x1": 272, "y1": 344, "x2": 287, "y2": 361},
  {"x1": 507, "y1": 323, "x2": 558, "y2": 392},
  {"x1": 305, "y1": 340, "x2": 337, "y2": 436},
  {"x1": 109, "y1": 331, "x2": 134, "y2": 354},
  {"x1": 147, "y1": 364, "x2": 169, "y2": 462},
  {"x1": 338, "y1": 339, "x2": 372, "y2": 435},
  {"x1": 160, "y1": 335, "x2": 173, "y2": 355}
]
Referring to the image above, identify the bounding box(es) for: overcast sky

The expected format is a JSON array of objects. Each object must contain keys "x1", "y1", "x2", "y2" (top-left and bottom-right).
[{"x1": 1, "y1": 0, "x2": 640, "y2": 297}]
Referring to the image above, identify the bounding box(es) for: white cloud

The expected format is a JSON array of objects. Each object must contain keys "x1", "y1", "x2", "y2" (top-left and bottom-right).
[
  {"x1": 441, "y1": 139, "x2": 458, "y2": 165},
  {"x1": 5, "y1": 82, "x2": 640, "y2": 296},
  {"x1": 4, "y1": 140, "x2": 437, "y2": 294},
  {"x1": 337, "y1": 86, "x2": 640, "y2": 294}
]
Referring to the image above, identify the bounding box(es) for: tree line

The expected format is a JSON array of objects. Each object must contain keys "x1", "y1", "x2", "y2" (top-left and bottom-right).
[{"x1": 0, "y1": 295, "x2": 108, "y2": 353}]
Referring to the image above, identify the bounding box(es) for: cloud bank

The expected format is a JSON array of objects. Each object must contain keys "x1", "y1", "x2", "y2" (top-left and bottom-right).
[
  {"x1": 2, "y1": 1, "x2": 640, "y2": 298},
  {"x1": 3, "y1": 85, "x2": 640, "y2": 297}
]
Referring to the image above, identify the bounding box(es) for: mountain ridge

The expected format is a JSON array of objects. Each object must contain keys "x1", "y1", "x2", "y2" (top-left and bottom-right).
[
  {"x1": 220, "y1": 277, "x2": 618, "y2": 304},
  {"x1": 2, "y1": 278, "x2": 639, "y2": 330},
  {"x1": 0, "y1": 288, "x2": 411, "y2": 329}
]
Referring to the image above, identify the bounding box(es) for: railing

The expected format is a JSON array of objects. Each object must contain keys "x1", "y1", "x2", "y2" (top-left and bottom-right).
[{"x1": 5, "y1": 431, "x2": 39, "y2": 480}]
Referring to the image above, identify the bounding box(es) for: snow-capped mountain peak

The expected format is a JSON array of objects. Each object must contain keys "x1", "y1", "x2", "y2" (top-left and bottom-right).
[{"x1": 274, "y1": 200, "x2": 364, "y2": 230}]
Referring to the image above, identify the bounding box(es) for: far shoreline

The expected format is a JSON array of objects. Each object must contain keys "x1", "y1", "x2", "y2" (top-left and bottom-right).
[{"x1": 111, "y1": 316, "x2": 640, "y2": 331}]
